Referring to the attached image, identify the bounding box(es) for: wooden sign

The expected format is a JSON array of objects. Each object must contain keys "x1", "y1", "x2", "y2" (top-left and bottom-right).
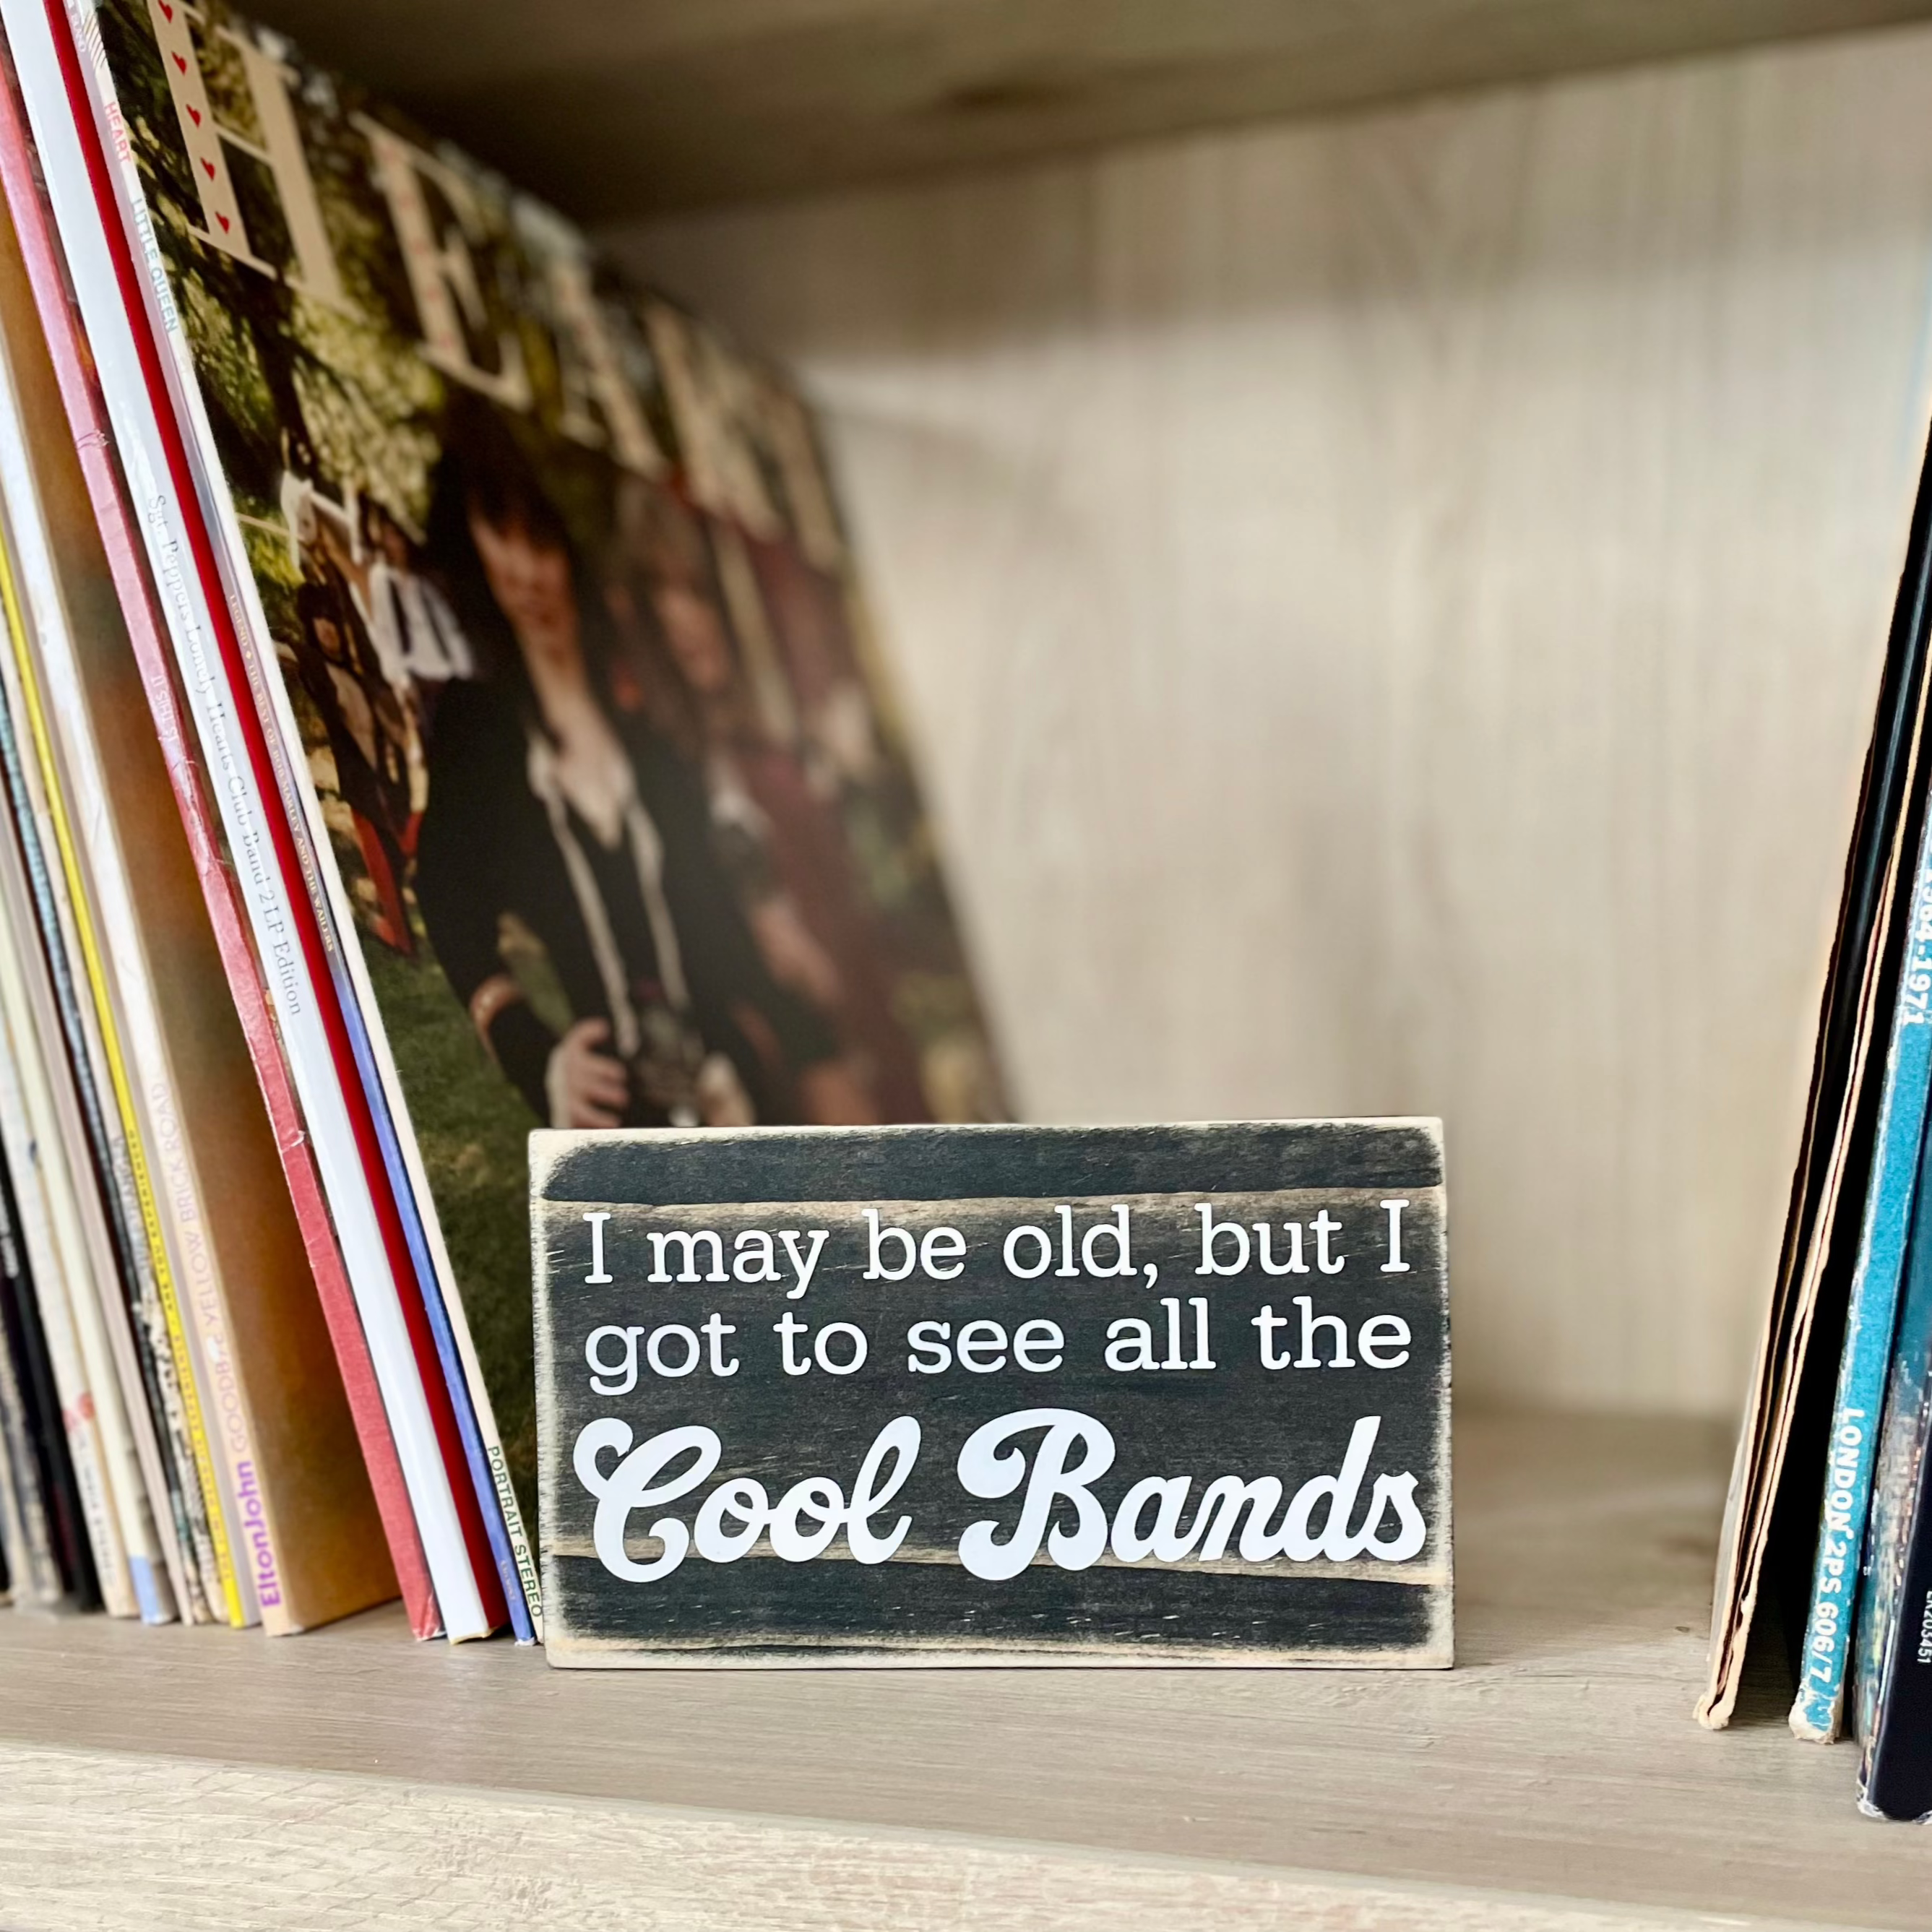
[{"x1": 532, "y1": 1121, "x2": 1450, "y2": 1667}]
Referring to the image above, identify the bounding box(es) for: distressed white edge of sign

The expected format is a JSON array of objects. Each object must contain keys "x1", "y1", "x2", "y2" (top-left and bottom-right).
[{"x1": 530, "y1": 1118, "x2": 1452, "y2": 1670}]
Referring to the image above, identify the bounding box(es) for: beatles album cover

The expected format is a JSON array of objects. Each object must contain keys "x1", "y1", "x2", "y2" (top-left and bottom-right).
[{"x1": 90, "y1": 0, "x2": 1005, "y2": 1534}]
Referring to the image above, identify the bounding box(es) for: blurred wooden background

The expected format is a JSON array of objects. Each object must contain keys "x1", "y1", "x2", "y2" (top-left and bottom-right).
[{"x1": 612, "y1": 22, "x2": 1932, "y2": 1420}]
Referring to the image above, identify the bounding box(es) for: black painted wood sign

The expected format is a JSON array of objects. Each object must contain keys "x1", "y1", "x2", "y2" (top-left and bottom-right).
[{"x1": 532, "y1": 1120, "x2": 1450, "y2": 1668}]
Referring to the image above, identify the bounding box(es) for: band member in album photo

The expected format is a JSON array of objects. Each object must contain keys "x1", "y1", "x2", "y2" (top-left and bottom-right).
[
  {"x1": 288, "y1": 574, "x2": 418, "y2": 957},
  {"x1": 607, "y1": 480, "x2": 930, "y2": 1120},
  {"x1": 361, "y1": 496, "x2": 475, "y2": 699},
  {"x1": 398, "y1": 399, "x2": 877, "y2": 1133}
]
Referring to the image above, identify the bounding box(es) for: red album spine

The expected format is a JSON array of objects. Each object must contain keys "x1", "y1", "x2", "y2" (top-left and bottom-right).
[{"x1": 0, "y1": 59, "x2": 441, "y2": 1637}]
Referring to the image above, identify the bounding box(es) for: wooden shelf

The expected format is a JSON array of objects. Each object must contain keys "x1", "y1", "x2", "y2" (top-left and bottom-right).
[
  {"x1": 0, "y1": 1410, "x2": 1924, "y2": 1930},
  {"x1": 242, "y1": 0, "x2": 1932, "y2": 221}
]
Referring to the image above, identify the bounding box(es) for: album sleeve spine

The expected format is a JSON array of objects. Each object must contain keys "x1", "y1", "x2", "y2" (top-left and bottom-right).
[
  {"x1": 1859, "y1": 1250, "x2": 1932, "y2": 1817},
  {"x1": 1855, "y1": 1094, "x2": 1932, "y2": 1794},
  {"x1": 1792, "y1": 799, "x2": 1932, "y2": 1740},
  {"x1": 0, "y1": 1209, "x2": 51, "y2": 1601},
  {"x1": 0, "y1": 1129, "x2": 91, "y2": 1601}
]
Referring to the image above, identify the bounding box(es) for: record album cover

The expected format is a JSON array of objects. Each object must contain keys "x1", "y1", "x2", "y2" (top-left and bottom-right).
[{"x1": 88, "y1": 0, "x2": 1004, "y2": 1543}]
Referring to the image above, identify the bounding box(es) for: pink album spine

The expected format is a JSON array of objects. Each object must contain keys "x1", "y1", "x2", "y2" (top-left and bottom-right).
[{"x1": 0, "y1": 57, "x2": 440, "y2": 1639}]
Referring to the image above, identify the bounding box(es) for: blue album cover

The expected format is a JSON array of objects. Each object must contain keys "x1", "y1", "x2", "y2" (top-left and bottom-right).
[
  {"x1": 1857, "y1": 1117, "x2": 1932, "y2": 1808},
  {"x1": 1854, "y1": 1108, "x2": 1932, "y2": 1750},
  {"x1": 1791, "y1": 813, "x2": 1932, "y2": 1740}
]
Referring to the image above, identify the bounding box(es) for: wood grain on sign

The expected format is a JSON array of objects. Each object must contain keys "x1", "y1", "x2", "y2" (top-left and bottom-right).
[
  {"x1": 615, "y1": 25, "x2": 1932, "y2": 1420},
  {"x1": 532, "y1": 1120, "x2": 1449, "y2": 1668}
]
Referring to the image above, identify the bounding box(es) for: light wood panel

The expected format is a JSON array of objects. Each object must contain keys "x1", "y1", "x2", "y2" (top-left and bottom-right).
[
  {"x1": 3, "y1": 1413, "x2": 1921, "y2": 1930},
  {"x1": 613, "y1": 27, "x2": 1932, "y2": 1418},
  {"x1": 4, "y1": 1744, "x2": 1847, "y2": 1932},
  {"x1": 238, "y1": 1, "x2": 1932, "y2": 218}
]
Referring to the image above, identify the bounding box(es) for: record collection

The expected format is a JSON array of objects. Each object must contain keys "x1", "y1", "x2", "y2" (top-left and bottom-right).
[
  {"x1": 0, "y1": 0, "x2": 999, "y2": 1644},
  {"x1": 1702, "y1": 400, "x2": 1932, "y2": 1817},
  {"x1": 9, "y1": 0, "x2": 1931, "y2": 1837}
]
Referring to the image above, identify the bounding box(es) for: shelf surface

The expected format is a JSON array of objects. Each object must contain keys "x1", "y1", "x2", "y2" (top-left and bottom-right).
[
  {"x1": 243, "y1": 0, "x2": 1932, "y2": 221},
  {"x1": 1, "y1": 1410, "x2": 1928, "y2": 1928}
]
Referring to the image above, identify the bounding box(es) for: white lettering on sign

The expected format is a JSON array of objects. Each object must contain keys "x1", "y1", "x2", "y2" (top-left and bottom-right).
[
  {"x1": 573, "y1": 1415, "x2": 921, "y2": 1578},
  {"x1": 569, "y1": 1409, "x2": 1428, "y2": 1583}
]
